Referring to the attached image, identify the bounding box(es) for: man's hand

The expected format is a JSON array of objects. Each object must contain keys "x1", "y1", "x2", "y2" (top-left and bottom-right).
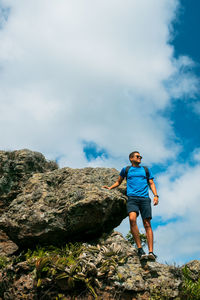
[
  {"x1": 102, "y1": 176, "x2": 124, "y2": 190},
  {"x1": 149, "y1": 179, "x2": 159, "y2": 206},
  {"x1": 102, "y1": 185, "x2": 112, "y2": 190},
  {"x1": 153, "y1": 196, "x2": 159, "y2": 206}
]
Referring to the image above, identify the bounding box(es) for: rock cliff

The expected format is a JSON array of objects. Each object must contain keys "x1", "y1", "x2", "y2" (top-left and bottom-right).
[{"x1": 0, "y1": 149, "x2": 199, "y2": 299}]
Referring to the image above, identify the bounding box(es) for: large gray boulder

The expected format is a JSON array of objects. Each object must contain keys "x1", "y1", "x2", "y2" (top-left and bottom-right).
[
  {"x1": 0, "y1": 149, "x2": 58, "y2": 214},
  {"x1": 0, "y1": 165, "x2": 127, "y2": 247}
]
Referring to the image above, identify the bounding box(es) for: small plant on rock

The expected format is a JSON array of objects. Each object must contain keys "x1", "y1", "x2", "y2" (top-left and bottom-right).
[
  {"x1": 25, "y1": 241, "x2": 128, "y2": 299},
  {"x1": 0, "y1": 256, "x2": 9, "y2": 269},
  {"x1": 125, "y1": 230, "x2": 148, "y2": 248},
  {"x1": 180, "y1": 265, "x2": 200, "y2": 300}
]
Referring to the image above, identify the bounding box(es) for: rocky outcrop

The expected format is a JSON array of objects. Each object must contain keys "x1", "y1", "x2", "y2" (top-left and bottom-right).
[
  {"x1": 0, "y1": 150, "x2": 127, "y2": 248},
  {"x1": 0, "y1": 231, "x2": 199, "y2": 299},
  {"x1": 0, "y1": 149, "x2": 199, "y2": 299},
  {"x1": 82, "y1": 231, "x2": 183, "y2": 298},
  {"x1": 0, "y1": 149, "x2": 58, "y2": 214}
]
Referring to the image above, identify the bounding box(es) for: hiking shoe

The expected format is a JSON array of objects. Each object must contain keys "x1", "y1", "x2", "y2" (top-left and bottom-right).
[
  {"x1": 137, "y1": 248, "x2": 148, "y2": 260},
  {"x1": 148, "y1": 252, "x2": 157, "y2": 260}
]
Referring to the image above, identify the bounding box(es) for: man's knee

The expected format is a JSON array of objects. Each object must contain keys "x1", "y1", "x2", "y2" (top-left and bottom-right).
[
  {"x1": 143, "y1": 218, "x2": 152, "y2": 229},
  {"x1": 129, "y1": 212, "x2": 138, "y2": 226}
]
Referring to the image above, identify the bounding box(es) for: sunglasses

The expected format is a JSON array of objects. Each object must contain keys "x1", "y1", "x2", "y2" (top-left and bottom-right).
[{"x1": 135, "y1": 155, "x2": 142, "y2": 159}]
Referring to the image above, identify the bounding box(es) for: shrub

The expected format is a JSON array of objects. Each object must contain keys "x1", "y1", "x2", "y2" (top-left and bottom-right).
[
  {"x1": 125, "y1": 230, "x2": 148, "y2": 248},
  {"x1": 180, "y1": 265, "x2": 200, "y2": 300}
]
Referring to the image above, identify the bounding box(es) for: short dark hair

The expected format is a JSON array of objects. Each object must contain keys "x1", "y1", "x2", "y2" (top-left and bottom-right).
[{"x1": 129, "y1": 151, "x2": 139, "y2": 159}]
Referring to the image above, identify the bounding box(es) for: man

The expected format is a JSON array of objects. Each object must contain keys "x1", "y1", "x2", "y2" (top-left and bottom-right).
[{"x1": 103, "y1": 151, "x2": 159, "y2": 261}]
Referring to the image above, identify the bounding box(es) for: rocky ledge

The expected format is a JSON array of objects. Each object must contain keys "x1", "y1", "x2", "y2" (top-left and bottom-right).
[
  {"x1": 0, "y1": 231, "x2": 199, "y2": 299},
  {"x1": 0, "y1": 149, "x2": 199, "y2": 299}
]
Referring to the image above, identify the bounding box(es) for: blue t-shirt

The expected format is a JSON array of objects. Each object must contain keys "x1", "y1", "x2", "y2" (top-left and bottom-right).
[{"x1": 119, "y1": 166, "x2": 154, "y2": 197}]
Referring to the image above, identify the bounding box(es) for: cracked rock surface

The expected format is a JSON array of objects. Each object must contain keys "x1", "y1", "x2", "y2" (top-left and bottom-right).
[{"x1": 0, "y1": 149, "x2": 127, "y2": 247}]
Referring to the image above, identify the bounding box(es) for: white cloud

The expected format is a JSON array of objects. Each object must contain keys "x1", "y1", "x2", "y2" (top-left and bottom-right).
[
  {"x1": 192, "y1": 101, "x2": 200, "y2": 116},
  {"x1": 154, "y1": 217, "x2": 200, "y2": 265},
  {"x1": 0, "y1": 0, "x2": 198, "y2": 168},
  {"x1": 192, "y1": 148, "x2": 200, "y2": 161},
  {"x1": 167, "y1": 56, "x2": 200, "y2": 99},
  {"x1": 155, "y1": 162, "x2": 200, "y2": 218}
]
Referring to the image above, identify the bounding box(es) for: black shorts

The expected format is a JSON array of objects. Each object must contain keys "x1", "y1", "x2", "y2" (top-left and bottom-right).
[{"x1": 127, "y1": 196, "x2": 152, "y2": 220}]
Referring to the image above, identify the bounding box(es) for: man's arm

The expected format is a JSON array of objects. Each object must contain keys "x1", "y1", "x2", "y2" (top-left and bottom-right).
[
  {"x1": 149, "y1": 179, "x2": 159, "y2": 206},
  {"x1": 103, "y1": 176, "x2": 124, "y2": 190}
]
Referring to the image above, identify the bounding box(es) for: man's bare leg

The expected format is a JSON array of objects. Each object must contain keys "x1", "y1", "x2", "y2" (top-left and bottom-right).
[
  {"x1": 143, "y1": 218, "x2": 153, "y2": 252},
  {"x1": 129, "y1": 212, "x2": 142, "y2": 248}
]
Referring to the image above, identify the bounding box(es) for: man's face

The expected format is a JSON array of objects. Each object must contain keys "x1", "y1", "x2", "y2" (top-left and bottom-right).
[{"x1": 130, "y1": 153, "x2": 142, "y2": 165}]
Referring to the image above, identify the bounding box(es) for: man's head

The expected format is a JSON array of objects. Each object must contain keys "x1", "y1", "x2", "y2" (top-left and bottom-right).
[{"x1": 129, "y1": 151, "x2": 142, "y2": 166}]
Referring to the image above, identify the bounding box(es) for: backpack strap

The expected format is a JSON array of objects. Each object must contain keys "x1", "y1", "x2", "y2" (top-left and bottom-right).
[
  {"x1": 125, "y1": 165, "x2": 131, "y2": 180},
  {"x1": 143, "y1": 166, "x2": 150, "y2": 186}
]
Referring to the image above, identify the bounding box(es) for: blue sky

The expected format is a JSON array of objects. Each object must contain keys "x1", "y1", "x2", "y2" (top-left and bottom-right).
[
  {"x1": 0, "y1": 0, "x2": 200, "y2": 264},
  {"x1": 168, "y1": 0, "x2": 200, "y2": 160}
]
